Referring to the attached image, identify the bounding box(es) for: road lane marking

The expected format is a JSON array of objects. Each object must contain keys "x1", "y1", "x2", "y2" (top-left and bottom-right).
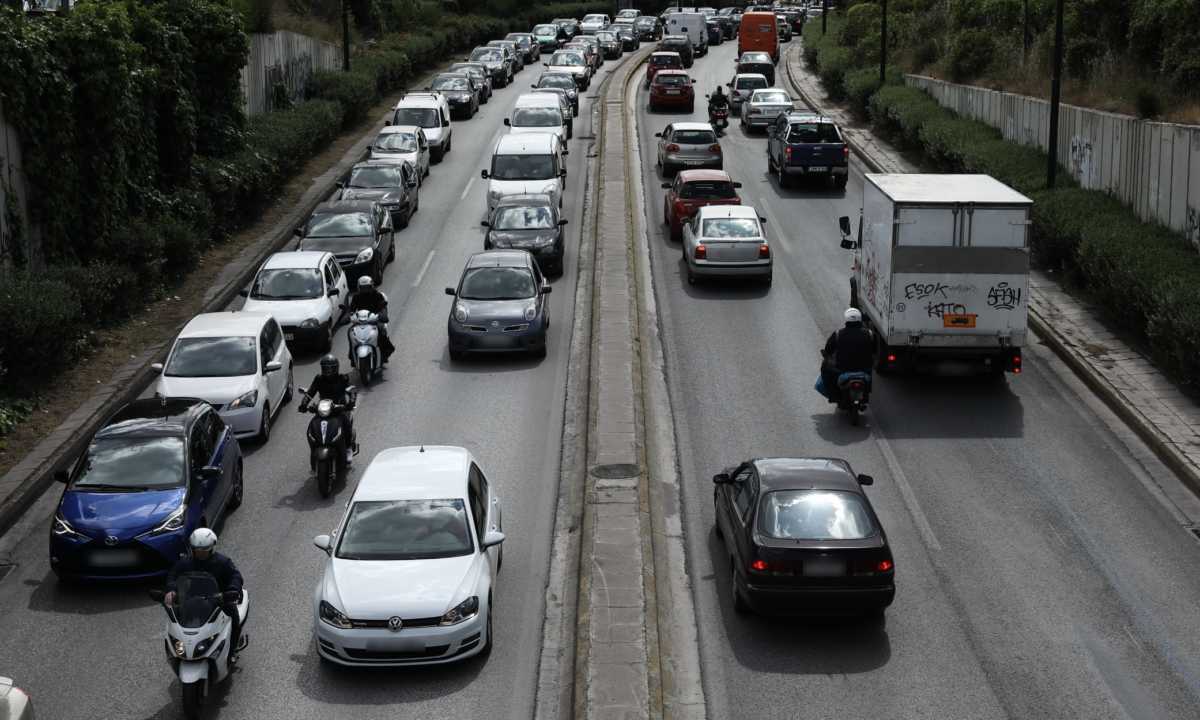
[
  {"x1": 412, "y1": 249, "x2": 436, "y2": 288},
  {"x1": 756, "y1": 201, "x2": 788, "y2": 250},
  {"x1": 874, "y1": 433, "x2": 942, "y2": 552},
  {"x1": 459, "y1": 176, "x2": 476, "y2": 201}
]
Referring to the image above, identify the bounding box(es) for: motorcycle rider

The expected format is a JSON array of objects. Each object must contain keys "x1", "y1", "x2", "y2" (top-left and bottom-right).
[
  {"x1": 163, "y1": 529, "x2": 246, "y2": 662},
  {"x1": 819, "y1": 308, "x2": 875, "y2": 403},
  {"x1": 348, "y1": 275, "x2": 395, "y2": 364},
  {"x1": 708, "y1": 84, "x2": 730, "y2": 124},
  {"x1": 299, "y1": 354, "x2": 357, "y2": 463}
]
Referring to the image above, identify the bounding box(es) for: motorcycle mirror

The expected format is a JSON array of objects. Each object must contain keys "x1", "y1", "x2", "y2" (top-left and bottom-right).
[
  {"x1": 482, "y1": 530, "x2": 507, "y2": 548},
  {"x1": 480, "y1": 221, "x2": 491, "y2": 227},
  {"x1": 313, "y1": 534, "x2": 332, "y2": 553},
  {"x1": 841, "y1": 237, "x2": 858, "y2": 250},
  {"x1": 733, "y1": 182, "x2": 743, "y2": 188},
  {"x1": 661, "y1": 182, "x2": 672, "y2": 188},
  {"x1": 712, "y1": 472, "x2": 731, "y2": 484},
  {"x1": 541, "y1": 284, "x2": 552, "y2": 294},
  {"x1": 838, "y1": 215, "x2": 852, "y2": 236},
  {"x1": 148, "y1": 588, "x2": 165, "y2": 602},
  {"x1": 857, "y1": 473, "x2": 875, "y2": 486}
]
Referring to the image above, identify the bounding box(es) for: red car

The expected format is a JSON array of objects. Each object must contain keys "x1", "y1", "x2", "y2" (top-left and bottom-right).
[
  {"x1": 648, "y1": 70, "x2": 695, "y2": 112},
  {"x1": 645, "y1": 51, "x2": 684, "y2": 87},
  {"x1": 662, "y1": 169, "x2": 743, "y2": 241}
]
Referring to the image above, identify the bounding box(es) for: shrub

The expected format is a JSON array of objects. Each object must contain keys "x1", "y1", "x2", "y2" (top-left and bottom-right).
[
  {"x1": 817, "y1": 46, "x2": 853, "y2": 100},
  {"x1": 310, "y1": 69, "x2": 380, "y2": 127},
  {"x1": 947, "y1": 28, "x2": 996, "y2": 82},
  {"x1": 0, "y1": 273, "x2": 83, "y2": 385}
]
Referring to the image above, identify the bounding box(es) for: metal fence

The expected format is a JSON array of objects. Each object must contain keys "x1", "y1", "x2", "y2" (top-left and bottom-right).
[
  {"x1": 0, "y1": 99, "x2": 37, "y2": 268},
  {"x1": 242, "y1": 31, "x2": 342, "y2": 117},
  {"x1": 905, "y1": 74, "x2": 1200, "y2": 248}
]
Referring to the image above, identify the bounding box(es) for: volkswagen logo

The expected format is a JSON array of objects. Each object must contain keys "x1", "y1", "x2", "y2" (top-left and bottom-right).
[
  {"x1": 104, "y1": 536, "x2": 119, "y2": 546},
  {"x1": 387, "y1": 616, "x2": 403, "y2": 632},
  {"x1": 491, "y1": 320, "x2": 499, "y2": 327}
]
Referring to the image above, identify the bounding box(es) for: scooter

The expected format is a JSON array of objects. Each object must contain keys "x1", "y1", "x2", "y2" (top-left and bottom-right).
[
  {"x1": 347, "y1": 309, "x2": 383, "y2": 386},
  {"x1": 300, "y1": 389, "x2": 356, "y2": 497},
  {"x1": 837, "y1": 371, "x2": 871, "y2": 426},
  {"x1": 707, "y1": 100, "x2": 729, "y2": 135},
  {"x1": 149, "y1": 572, "x2": 248, "y2": 720}
]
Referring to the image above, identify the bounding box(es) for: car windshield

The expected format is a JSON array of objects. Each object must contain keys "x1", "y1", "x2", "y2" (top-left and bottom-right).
[
  {"x1": 494, "y1": 205, "x2": 555, "y2": 230},
  {"x1": 672, "y1": 130, "x2": 716, "y2": 145},
  {"x1": 743, "y1": 53, "x2": 771, "y2": 63},
  {"x1": 513, "y1": 107, "x2": 562, "y2": 127},
  {"x1": 539, "y1": 75, "x2": 574, "y2": 89},
  {"x1": 71, "y1": 435, "x2": 185, "y2": 490},
  {"x1": 651, "y1": 55, "x2": 680, "y2": 67},
  {"x1": 393, "y1": 107, "x2": 438, "y2": 128},
  {"x1": 655, "y1": 74, "x2": 688, "y2": 86},
  {"x1": 348, "y1": 166, "x2": 401, "y2": 188},
  {"x1": 251, "y1": 267, "x2": 323, "y2": 300},
  {"x1": 307, "y1": 212, "x2": 373, "y2": 238},
  {"x1": 758, "y1": 490, "x2": 877, "y2": 540},
  {"x1": 491, "y1": 153, "x2": 554, "y2": 180},
  {"x1": 584, "y1": 14, "x2": 605, "y2": 22},
  {"x1": 702, "y1": 218, "x2": 761, "y2": 238},
  {"x1": 432, "y1": 77, "x2": 469, "y2": 91},
  {"x1": 736, "y1": 77, "x2": 768, "y2": 90},
  {"x1": 336, "y1": 499, "x2": 474, "y2": 560},
  {"x1": 459, "y1": 266, "x2": 537, "y2": 300},
  {"x1": 788, "y1": 122, "x2": 841, "y2": 143},
  {"x1": 552, "y1": 52, "x2": 584, "y2": 66},
  {"x1": 596, "y1": 32, "x2": 615, "y2": 41},
  {"x1": 534, "y1": 24, "x2": 557, "y2": 35},
  {"x1": 754, "y1": 91, "x2": 791, "y2": 104},
  {"x1": 165, "y1": 336, "x2": 257, "y2": 377},
  {"x1": 374, "y1": 132, "x2": 418, "y2": 152},
  {"x1": 679, "y1": 181, "x2": 737, "y2": 199},
  {"x1": 471, "y1": 48, "x2": 502, "y2": 62},
  {"x1": 636, "y1": 18, "x2": 654, "y2": 27}
]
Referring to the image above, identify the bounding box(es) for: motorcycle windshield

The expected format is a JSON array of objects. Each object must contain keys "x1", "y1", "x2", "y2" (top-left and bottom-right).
[
  {"x1": 175, "y1": 572, "x2": 221, "y2": 629},
  {"x1": 351, "y1": 325, "x2": 378, "y2": 341}
]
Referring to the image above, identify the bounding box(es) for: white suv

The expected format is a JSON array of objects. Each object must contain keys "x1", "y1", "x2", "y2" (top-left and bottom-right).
[{"x1": 389, "y1": 92, "x2": 452, "y2": 162}]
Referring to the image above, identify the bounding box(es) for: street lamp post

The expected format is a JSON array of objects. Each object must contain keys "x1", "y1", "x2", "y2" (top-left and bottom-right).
[{"x1": 1046, "y1": 0, "x2": 1064, "y2": 188}]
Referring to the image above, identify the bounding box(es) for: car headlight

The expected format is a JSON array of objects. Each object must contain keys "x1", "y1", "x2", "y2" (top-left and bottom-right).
[
  {"x1": 142, "y1": 503, "x2": 187, "y2": 537},
  {"x1": 52, "y1": 512, "x2": 84, "y2": 538},
  {"x1": 355, "y1": 247, "x2": 375, "y2": 264},
  {"x1": 454, "y1": 304, "x2": 469, "y2": 323},
  {"x1": 439, "y1": 596, "x2": 479, "y2": 626},
  {"x1": 319, "y1": 600, "x2": 354, "y2": 629},
  {"x1": 524, "y1": 305, "x2": 537, "y2": 321},
  {"x1": 300, "y1": 318, "x2": 320, "y2": 329},
  {"x1": 227, "y1": 390, "x2": 258, "y2": 410}
]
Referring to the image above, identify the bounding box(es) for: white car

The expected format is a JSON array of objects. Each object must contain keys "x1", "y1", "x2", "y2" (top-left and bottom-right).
[
  {"x1": 728, "y1": 72, "x2": 769, "y2": 107},
  {"x1": 741, "y1": 87, "x2": 795, "y2": 130},
  {"x1": 240, "y1": 251, "x2": 349, "y2": 351},
  {"x1": 544, "y1": 49, "x2": 591, "y2": 89},
  {"x1": 312, "y1": 446, "x2": 505, "y2": 666},
  {"x1": 368, "y1": 125, "x2": 431, "y2": 185},
  {"x1": 153, "y1": 312, "x2": 293, "y2": 442},
  {"x1": 0, "y1": 677, "x2": 33, "y2": 719},
  {"x1": 389, "y1": 93, "x2": 452, "y2": 162},
  {"x1": 483, "y1": 133, "x2": 567, "y2": 214},
  {"x1": 681, "y1": 204, "x2": 773, "y2": 285},
  {"x1": 580, "y1": 12, "x2": 610, "y2": 34},
  {"x1": 506, "y1": 93, "x2": 569, "y2": 149}
]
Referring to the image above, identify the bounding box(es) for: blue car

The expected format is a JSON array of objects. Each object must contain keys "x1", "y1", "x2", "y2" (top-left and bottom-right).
[{"x1": 49, "y1": 397, "x2": 244, "y2": 581}]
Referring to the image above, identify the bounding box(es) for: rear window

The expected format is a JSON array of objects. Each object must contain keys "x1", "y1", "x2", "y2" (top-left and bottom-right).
[
  {"x1": 655, "y1": 74, "x2": 688, "y2": 86},
  {"x1": 754, "y1": 91, "x2": 791, "y2": 104},
  {"x1": 742, "y1": 52, "x2": 771, "y2": 63},
  {"x1": 757, "y1": 490, "x2": 876, "y2": 540},
  {"x1": 672, "y1": 129, "x2": 716, "y2": 144},
  {"x1": 679, "y1": 181, "x2": 737, "y2": 200},
  {"x1": 651, "y1": 55, "x2": 680, "y2": 67},
  {"x1": 787, "y1": 122, "x2": 840, "y2": 143},
  {"x1": 735, "y1": 77, "x2": 768, "y2": 90},
  {"x1": 701, "y1": 218, "x2": 761, "y2": 238}
]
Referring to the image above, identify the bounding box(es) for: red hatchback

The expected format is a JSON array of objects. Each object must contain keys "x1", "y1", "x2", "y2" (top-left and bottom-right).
[
  {"x1": 662, "y1": 169, "x2": 743, "y2": 241},
  {"x1": 645, "y1": 51, "x2": 684, "y2": 87},
  {"x1": 648, "y1": 70, "x2": 695, "y2": 112}
]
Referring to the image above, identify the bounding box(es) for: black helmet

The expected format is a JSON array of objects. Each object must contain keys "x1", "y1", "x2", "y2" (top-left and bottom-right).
[{"x1": 320, "y1": 354, "x2": 339, "y2": 377}]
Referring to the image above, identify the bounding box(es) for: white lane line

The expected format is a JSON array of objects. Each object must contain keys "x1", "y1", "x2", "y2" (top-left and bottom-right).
[
  {"x1": 459, "y1": 176, "x2": 476, "y2": 201},
  {"x1": 756, "y1": 200, "x2": 789, "y2": 250},
  {"x1": 412, "y1": 249, "x2": 436, "y2": 288},
  {"x1": 874, "y1": 433, "x2": 942, "y2": 552}
]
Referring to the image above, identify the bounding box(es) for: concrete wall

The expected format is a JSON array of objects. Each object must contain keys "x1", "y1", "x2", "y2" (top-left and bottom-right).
[
  {"x1": 905, "y1": 74, "x2": 1200, "y2": 248},
  {"x1": 0, "y1": 98, "x2": 38, "y2": 268},
  {"x1": 241, "y1": 31, "x2": 342, "y2": 117}
]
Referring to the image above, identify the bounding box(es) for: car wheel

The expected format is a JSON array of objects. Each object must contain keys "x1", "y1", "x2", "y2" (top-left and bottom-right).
[
  {"x1": 257, "y1": 402, "x2": 271, "y2": 443},
  {"x1": 688, "y1": 101, "x2": 694, "y2": 113},
  {"x1": 398, "y1": 207, "x2": 410, "y2": 230},
  {"x1": 713, "y1": 499, "x2": 723, "y2": 539},
  {"x1": 778, "y1": 163, "x2": 791, "y2": 189},
  {"x1": 481, "y1": 596, "x2": 495, "y2": 656},
  {"x1": 227, "y1": 461, "x2": 244, "y2": 510},
  {"x1": 664, "y1": 201, "x2": 671, "y2": 226},
  {"x1": 533, "y1": 340, "x2": 548, "y2": 359},
  {"x1": 730, "y1": 559, "x2": 749, "y2": 614},
  {"x1": 449, "y1": 347, "x2": 465, "y2": 362},
  {"x1": 283, "y1": 365, "x2": 294, "y2": 402}
]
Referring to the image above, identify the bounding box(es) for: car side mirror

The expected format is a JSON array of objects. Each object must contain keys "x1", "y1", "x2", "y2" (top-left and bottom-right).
[
  {"x1": 238, "y1": 288, "x2": 249, "y2": 297},
  {"x1": 54, "y1": 469, "x2": 70, "y2": 483},
  {"x1": 196, "y1": 465, "x2": 221, "y2": 483},
  {"x1": 151, "y1": 362, "x2": 164, "y2": 372},
  {"x1": 482, "y1": 530, "x2": 507, "y2": 548},
  {"x1": 712, "y1": 472, "x2": 731, "y2": 484},
  {"x1": 541, "y1": 284, "x2": 552, "y2": 294},
  {"x1": 424, "y1": 86, "x2": 431, "y2": 91},
  {"x1": 481, "y1": 170, "x2": 490, "y2": 179},
  {"x1": 383, "y1": 120, "x2": 391, "y2": 126},
  {"x1": 691, "y1": 79, "x2": 696, "y2": 84},
  {"x1": 841, "y1": 237, "x2": 859, "y2": 250},
  {"x1": 558, "y1": 219, "x2": 568, "y2": 226},
  {"x1": 480, "y1": 220, "x2": 491, "y2": 227},
  {"x1": 445, "y1": 287, "x2": 457, "y2": 296},
  {"x1": 559, "y1": 169, "x2": 568, "y2": 178},
  {"x1": 503, "y1": 118, "x2": 511, "y2": 126},
  {"x1": 313, "y1": 534, "x2": 332, "y2": 554},
  {"x1": 857, "y1": 473, "x2": 874, "y2": 486},
  {"x1": 265, "y1": 360, "x2": 283, "y2": 373},
  {"x1": 663, "y1": 181, "x2": 673, "y2": 189},
  {"x1": 543, "y1": 62, "x2": 549, "y2": 67},
  {"x1": 654, "y1": 132, "x2": 662, "y2": 137},
  {"x1": 327, "y1": 288, "x2": 340, "y2": 297},
  {"x1": 839, "y1": 215, "x2": 852, "y2": 236},
  {"x1": 758, "y1": 217, "x2": 767, "y2": 224}
]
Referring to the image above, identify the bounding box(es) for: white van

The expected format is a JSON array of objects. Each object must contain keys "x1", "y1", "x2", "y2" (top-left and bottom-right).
[
  {"x1": 666, "y1": 11, "x2": 708, "y2": 56},
  {"x1": 506, "y1": 93, "x2": 569, "y2": 149},
  {"x1": 481, "y1": 133, "x2": 567, "y2": 214}
]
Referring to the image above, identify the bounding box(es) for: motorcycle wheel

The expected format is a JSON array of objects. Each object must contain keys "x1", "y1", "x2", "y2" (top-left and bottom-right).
[
  {"x1": 848, "y1": 404, "x2": 860, "y2": 426},
  {"x1": 317, "y1": 459, "x2": 333, "y2": 498},
  {"x1": 358, "y1": 356, "x2": 372, "y2": 387},
  {"x1": 181, "y1": 680, "x2": 205, "y2": 720}
]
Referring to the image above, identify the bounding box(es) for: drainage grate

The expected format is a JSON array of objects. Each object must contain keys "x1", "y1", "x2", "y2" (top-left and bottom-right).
[{"x1": 0, "y1": 564, "x2": 14, "y2": 584}]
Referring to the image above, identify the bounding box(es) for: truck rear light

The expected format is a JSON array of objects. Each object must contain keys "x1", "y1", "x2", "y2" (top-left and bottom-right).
[
  {"x1": 709, "y1": 144, "x2": 722, "y2": 153},
  {"x1": 666, "y1": 144, "x2": 680, "y2": 152},
  {"x1": 1010, "y1": 350, "x2": 1022, "y2": 374},
  {"x1": 694, "y1": 244, "x2": 707, "y2": 259},
  {"x1": 843, "y1": 146, "x2": 850, "y2": 159},
  {"x1": 758, "y1": 243, "x2": 770, "y2": 258}
]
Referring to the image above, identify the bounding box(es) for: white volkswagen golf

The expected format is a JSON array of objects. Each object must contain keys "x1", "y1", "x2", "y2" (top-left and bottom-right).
[{"x1": 312, "y1": 446, "x2": 505, "y2": 666}]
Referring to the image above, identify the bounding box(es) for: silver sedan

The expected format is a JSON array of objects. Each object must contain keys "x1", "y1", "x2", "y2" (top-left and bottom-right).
[
  {"x1": 681, "y1": 204, "x2": 773, "y2": 285},
  {"x1": 740, "y1": 88, "x2": 794, "y2": 131},
  {"x1": 656, "y1": 122, "x2": 723, "y2": 176}
]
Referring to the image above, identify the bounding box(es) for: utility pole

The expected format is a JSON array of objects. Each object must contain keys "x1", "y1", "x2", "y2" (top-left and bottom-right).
[
  {"x1": 1046, "y1": 0, "x2": 1064, "y2": 188},
  {"x1": 342, "y1": 0, "x2": 351, "y2": 72},
  {"x1": 822, "y1": 0, "x2": 828, "y2": 35},
  {"x1": 879, "y1": 0, "x2": 887, "y2": 85}
]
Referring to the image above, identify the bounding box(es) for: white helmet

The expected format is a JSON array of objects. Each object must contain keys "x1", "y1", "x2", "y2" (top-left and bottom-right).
[
  {"x1": 358, "y1": 275, "x2": 375, "y2": 290},
  {"x1": 189, "y1": 528, "x2": 217, "y2": 551},
  {"x1": 844, "y1": 308, "x2": 862, "y2": 324}
]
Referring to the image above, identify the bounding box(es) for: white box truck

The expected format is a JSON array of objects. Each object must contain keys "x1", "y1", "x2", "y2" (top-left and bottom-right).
[
  {"x1": 838, "y1": 174, "x2": 1032, "y2": 375},
  {"x1": 666, "y1": 12, "x2": 709, "y2": 56}
]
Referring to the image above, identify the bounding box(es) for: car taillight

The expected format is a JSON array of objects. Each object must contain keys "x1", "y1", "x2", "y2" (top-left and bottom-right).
[
  {"x1": 849, "y1": 380, "x2": 864, "y2": 390},
  {"x1": 694, "y1": 244, "x2": 707, "y2": 259},
  {"x1": 709, "y1": 144, "x2": 722, "y2": 153},
  {"x1": 785, "y1": 146, "x2": 792, "y2": 161},
  {"x1": 877, "y1": 559, "x2": 894, "y2": 572},
  {"x1": 674, "y1": 199, "x2": 688, "y2": 215},
  {"x1": 666, "y1": 144, "x2": 680, "y2": 152},
  {"x1": 886, "y1": 353, "x2": 897, "y2": 364},
  {"x1": 758, "y1": 243, "x2": 770, "y2": 258},
  {"x1": 750, "y1": 559, "x2": 769, "y2": 572},
  {"x1": 843, "y1": 146, "x2": 850, "y2": 159},
  {"x1": 1010, "y1": 350, "x2": 1022, "y2": 374}
]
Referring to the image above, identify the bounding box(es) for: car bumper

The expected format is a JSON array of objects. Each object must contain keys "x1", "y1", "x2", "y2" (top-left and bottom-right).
[
  {"x1": 315, "y1": 611, "x2": 487, "y2": 666},
  {"x1": 663, "y1": 153, "x2": 721, "y2": 169},
  {"x1": 783, "y1": 165, "x2": 849, "y2": 177},
  {"x1": 744, "y1": 114, "x2": 778, "y2": 128},
  {"x1": 219, "y1": 405, "x2": 264, "y2": 438},
  {"x1": 650, "y1": 93, "x2": 694, "y2": 108},
  {"x1": 688, "y1": 258, "x2": 773, "y2": 277},
  {"x1": 448, "y1": 319, "x2": 548, "y2": 353},
  {"x1": 281, "y1": 321, "x2": 330, "y2": 347},
  {"x1": 740, "y1": 578, "x2": 896, "y2": 616},
  {"x1": 50, "y1": 531, "x2": 186, "y2": 581},
  {"x1": 448, "y1": 99, "x2": 473, "y2": 114}
]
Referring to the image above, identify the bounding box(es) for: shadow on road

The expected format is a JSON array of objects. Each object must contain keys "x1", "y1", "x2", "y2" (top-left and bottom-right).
[
  {"x1": 25, "y1": 570, "x2": 159, "y2": 614},
  {"x1": 289, "y1": 644, "x2": 484, "y2": 706},
  {"x1": 873, "y1": 371, "x2": 1024, "y2": 439}
]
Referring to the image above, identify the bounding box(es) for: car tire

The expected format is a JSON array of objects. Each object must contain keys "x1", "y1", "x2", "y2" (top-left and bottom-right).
[
  {"x1": 449, "y1": 347, "x2": 465, "y2": 362},
  {"x1": 227, "y1": 461, "x2": 244, "y2": 510},
  {"x1": 731, "y1": 559, "x2": 749, "y2": 614},
  {"x1": 688, "y1": 101, "x2": 695, "y2": 113},
  {"x1": 533, "y1": 340, "x2": 548, "y2": 359},
  {"x1": 778, "y1": 164, "x2": 791, "y2": 189},
  {"x1": 257, "y1": 402, "x2": 271, "y2": 443},
  {"x1": 834, "y1": 174, "x2": 848, "y2": 190},
  {"x1": 283, "y1": 365, "x2": 294, "y2": 403},
  {"x1": 481, "y1": 596, "x2": 495, "y2": 656}
]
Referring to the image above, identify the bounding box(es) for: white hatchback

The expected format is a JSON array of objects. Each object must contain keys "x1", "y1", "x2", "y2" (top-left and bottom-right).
[
  {"x1": 153, "y1": 312, "x2": 293, "y2": 442},
  {"x1": 312, "y1": 446, "x2": 505, "y2": 666},
  {"x1": 241, "y1": 251, "x2": 349, "y2": 351}
]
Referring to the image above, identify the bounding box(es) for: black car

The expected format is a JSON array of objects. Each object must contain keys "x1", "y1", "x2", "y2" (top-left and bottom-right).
[
  {"x1": 595, "y1": 30, "x2": 622, "y2": 59},
  {"x1": 339, "y1": 161, "x2": 419, "y2": 229},
  {"x1": 534, "y1": 72, "x2": 580, "y2": 115},
  {"x1": 706, "y1": 19, "x2": 723, "y2": 45},
  {"x1": 737, "y1": 51, "x2": 776, "y2": 85},
  {"x1": 553, "y1": 17, "x2": 580, "y2": 37},
  {"x1": 297, "y1": 200, "x2": 395, "y2": 284},
  {"x1": 428, "y1": 72, "x2": 479, "y2": 118},
  {"x1": 468, "y1": 46, "x2": 511, "y2": 87},
  {"x1": 635, "y1": 16, "x2": 662, "y2": 41},
  {"x1": 659, "y1": 35, "x2": 694, "y2": 68},
  {"x1": 449, "y1": 62, "x2": 493, "y2": 103},
  {"x1": 445, "y1": 250, "x2": 552, "y2": 359},
  {"x1": 713, "y1": 457, "x2": 895, "y2": 617},
  {"x1": 481, "y1": 194, "x2": 567, "y2": 276},
  {"x1": 506, "y1": 32, "x2": 540, "y2": 63}
]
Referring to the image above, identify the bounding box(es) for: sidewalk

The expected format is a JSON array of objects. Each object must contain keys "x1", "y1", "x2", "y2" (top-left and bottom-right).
[{"x1": 785, "y1": 41, "x2": 1200, "y2": 495}]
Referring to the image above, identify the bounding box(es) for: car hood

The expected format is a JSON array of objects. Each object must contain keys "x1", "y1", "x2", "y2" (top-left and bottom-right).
[
  {"x1": 489, "y1": 179, "x2": 561, "y2": 203},
  {"x1": 459, "y1": 297, "x2": 538, "y2": 323},
  {"x1": 324, "y1": 554, "x2": 480, "y2": 618},
  {"x1": 61, "y1": 487, "x2": 186, "y2": 535},
  {"x1": 156, "y1": 374, "x2": 257, "y2": 407},
  {"x1": 340, "y1": 188, "x2": 404, "y2": 204},
  {"x1": 443, "y1": 91, "x2": 473, "y2": 101},
  {"x1": 241, "y1": 296, "x2": 329, "y2": 325},
  {"x1": 488, "y1": 228, "x2": 558, "y2": 248},
  {"x1": 549, "y1": 65, "x2": 588, "y2": 77}
]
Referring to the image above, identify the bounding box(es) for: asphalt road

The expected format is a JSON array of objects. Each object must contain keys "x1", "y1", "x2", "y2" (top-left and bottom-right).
[
  {"x1": 636, "y1": 39, "x2": 1200, "y2": 720},
  {"x1": 0, "y1": 51, "x2": 626, "y2": 720}
]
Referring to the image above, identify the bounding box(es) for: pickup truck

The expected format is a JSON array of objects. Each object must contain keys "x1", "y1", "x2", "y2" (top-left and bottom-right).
[{"x1": 765, "y1": 111, "x2": 848, "y2": 189}]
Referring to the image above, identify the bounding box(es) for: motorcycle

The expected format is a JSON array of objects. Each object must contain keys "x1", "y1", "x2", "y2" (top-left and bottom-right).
[
  {"x1": 347, "y1": 309, "x2": 384, "y2": 386},
  {"x1": 707, "y1": 98, "x2": 730, "y2": 135},
  {"x1": 837, "y1": 371, "x2": 871, "y2": 426},
  {"x1": 300, "y1": 388, "x2": 357, "y2": 497},
  {"x1": 149, "y1": 572, "x2": 248, "y2": 720}
]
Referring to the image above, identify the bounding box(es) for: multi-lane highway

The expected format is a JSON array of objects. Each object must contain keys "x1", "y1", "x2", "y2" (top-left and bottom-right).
[
  {"x1": 0, "y1": 51, "x2": 628, "y2": 720},
  {"x1": 635, "y1": 38, "x2": 1200, "y2": 720}
]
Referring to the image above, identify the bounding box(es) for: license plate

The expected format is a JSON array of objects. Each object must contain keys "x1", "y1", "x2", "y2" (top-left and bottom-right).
[
  {"x1": 944, "y1": 314, "x2": 977, "y2": 328},
  {"x1": 665, "y1": 89, "x2": 680, "y2": 95},
  {"x1": 804, "y1": 557, "x2": 846, "y2": 577},
  {"x1": 88, "y1": 549, "x2": 139, "y2": 567},
  {"x1": 285, "y1": 333, "x2": 295, "y2": 341},
  {"x1": 808, "y1": 166, "x2": 829, "y2": 173},
  {"x1": 683, "y1": 159, "x2": 705, "y2": 165}
]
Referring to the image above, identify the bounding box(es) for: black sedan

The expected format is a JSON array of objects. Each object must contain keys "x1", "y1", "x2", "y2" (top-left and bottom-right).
[
  {"x1": 533, "y1": 72, "x2": 580, "y2": 116},
  {"x1": 297, "y1": 200, "x2": 395, "y2": 284},
  {"x1": 713, "y1": 457, "x2": 895, "y2": 617},
  {"x1": 428, "y1": 72, "x2": 479, "y2": 118},
  {"x1": 481, "y1": 194, "x2": 567, "y2": 276},
  {"x1": 338, "y1": 161, "x2": 419, "y2": 230},
  {"x1": 613, "y1": 24, "x2": 639, "y2": 50},
  {"x1": 445, "y1": 250, "x2": 551, "y2": 360}
]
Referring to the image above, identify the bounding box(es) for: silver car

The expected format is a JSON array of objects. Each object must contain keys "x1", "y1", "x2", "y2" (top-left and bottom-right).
[
  {"x1": 740, "y1": 87, "x2": 794, "y2": 131},
  {"x1": 655, "y1": 122, "x2": 723, "y2": 176},
  {"x1": 368, "y1": 125, "x2": 431, "y2": 184},
  {"x1": 681, "y1": 204, "x2": 772, "y2": 285},
  {"x1": 728, "y1": 72, "x2": 768, "y2": 107}
]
